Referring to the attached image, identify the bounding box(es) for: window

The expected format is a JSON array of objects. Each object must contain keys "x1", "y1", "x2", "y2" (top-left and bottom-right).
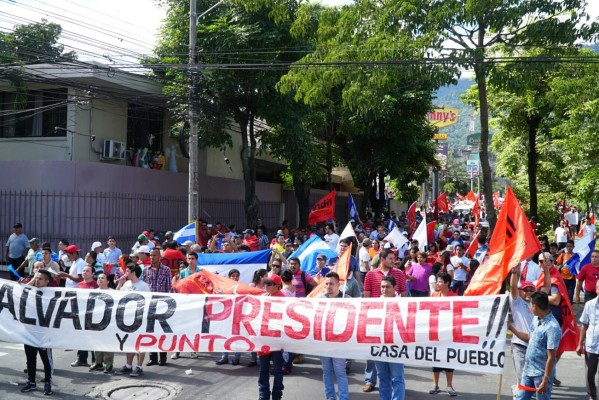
[
  {"x1": 0, "y1": 88, "x2": 67, "y2": 138},
  {"x1": 127, "y1": 104, "x2": 164, "y2": 151}
]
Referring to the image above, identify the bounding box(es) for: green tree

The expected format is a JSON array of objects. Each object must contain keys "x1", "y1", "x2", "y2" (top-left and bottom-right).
[
  {"x1": 420, "y1": 0, "x2": 596, "y2": 233},
  {"x1": 150, "y1": 0, "x2": 304, "y2": 227},
  {"x1": 0, "y1": 20, "x2": 76, "y2": 105},
  {"x1": 278, "y1": 1, "x2": 457, "y2": 216}
]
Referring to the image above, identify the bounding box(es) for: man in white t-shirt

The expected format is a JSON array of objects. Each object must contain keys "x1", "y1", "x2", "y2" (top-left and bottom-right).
[
  {"x1": 553, "y1": 219, "x2": 568, "y2": 249},
  {"x1": 58, "y1": 245, "x2": 86, "y2": 288},
  {"x1": 323, "y1": 223, "x2": 340, "y2": 252},
  {"x1": 359, "y1": 238, "x2": 372, "y2": 288},
  {"x1": 448, "y1": 245, "x2": 469, "y2": 295},
  {"x1": 115, "y1": 264, "x2": 149, "y2": 378}
]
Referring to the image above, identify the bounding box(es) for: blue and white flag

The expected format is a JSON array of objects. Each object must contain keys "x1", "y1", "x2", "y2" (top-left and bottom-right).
[
  {"x1": 289, "y1": 235, "x2": 338, "y2": 275},
  {"x1": 567, "y1": 234, "x2": 597, "y2": 275},
  {"x1": 173, "y1": 222, "x2": 196, "y2": 244},
  {"x1": 348, "y1": 194, "x2": 359, "y2": 221},
  {"x1": 197, "y1": 249, "x2": 271, "y2": 283},
  {"x1": 387, "y1": 219, "x2": 395, "y2": 231}
]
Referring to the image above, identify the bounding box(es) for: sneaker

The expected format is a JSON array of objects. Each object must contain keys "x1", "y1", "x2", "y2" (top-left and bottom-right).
[
  {"x1": 88, "y1": 364, "x2": 103, "y2": 371},
  {"x1": 429, "y1": 385, "x2": 441, "y2": 394},
  {"x1": 146, "y1": 360, "x2": 158, "y2": 366},
  {"x1": 447, "y1": 387, "x2": 458, "y2": 397},
  {"x1": 247, "y1": 361, "x2": 258, "y2": 367},
  {"x1": 171, "y1": 353, "x2": 180, "y2": 360},
  {"x1": 363, "y1": 383, "x2": 375, "y2": 392},
  {"x1": 553, "y1": 378, "x2": 561, "y2": 387},
  {"x1": 215, "y1": 358, "x2": 229, "y2": 365},
  {"x1": 231, "y1": 359, "x2": 240, "y2": 366},
  {"x1": 21, "y1": 381, "x2": 37, "y2": 392},
  {"x1": 130, "y1": 366, "x2": 143, "y2": 377},
  {"x1": 43, "y1": 382, "x2": 52, "y2": 396},
  {"x1": 71, "y1": 360, "x2": 90, "y2": 367},
  {"x1": 114, "y1": 365, "x2": 133, "y2": 375},
  {"x1": 104, "y1": 366, "x2": 113, "y2": 374}
]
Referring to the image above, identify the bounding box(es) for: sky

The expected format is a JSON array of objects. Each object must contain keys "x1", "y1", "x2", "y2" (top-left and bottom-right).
[{"x1": 0, "y1": 0, "x2": 597, "y2": 66}]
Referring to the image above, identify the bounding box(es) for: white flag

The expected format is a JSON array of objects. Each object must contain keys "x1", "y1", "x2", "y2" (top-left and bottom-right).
[
  {"x1": 411, "y1": 216, "x2": 428, "y2": 252},
  {"x1": 384, "y1": 227, "x2": 408, "y2": 249},
  {"x1": 336, "y1": 221, "x2": 357, "y2": 252}
]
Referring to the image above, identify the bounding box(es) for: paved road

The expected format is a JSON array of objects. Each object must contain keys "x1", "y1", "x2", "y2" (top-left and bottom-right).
[{"x1": 0, "y1": 339, "x2": 588, "y2": 400}]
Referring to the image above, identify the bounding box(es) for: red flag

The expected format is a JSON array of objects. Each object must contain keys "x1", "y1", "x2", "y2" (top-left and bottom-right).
[
  {"x1": 173, "y1": 270, "x2": 266, "y2": 295},
  {"x1": 465, "y1": 232, "x2": 479, "y2": 258},
  {"x1": 534, "y1": 268, "x2": 579, "y2": 356},
  {"x1": 591, "y1": 213, "x2": 596, "y2": 225},
  {"x1": 408, "y1": 201, "x2": 417, "y2": 231},
  {"x1": 427, "y1": 221, "x2": 437, "y2": 244},
  {"x1": 308, "y1": 190, "x2": 336, "y2": 225},
  {"x1": 308, "y1": 243, "x2": 352, "y2": 298},
  {"x1": 465, "y1": 187, "x2": 541, "y2": 296},
  {"x1": 436, "y1": 193, "x2": 448, "y2": 213}
]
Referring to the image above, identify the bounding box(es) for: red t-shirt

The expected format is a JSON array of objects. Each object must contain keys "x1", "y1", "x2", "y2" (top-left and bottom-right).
[
  {"x1": 577, "y1": 264, "x2": 599, "y2": 292},
  {"x1": 77, "y1": 280, "x2": 99, "y2": 289}
]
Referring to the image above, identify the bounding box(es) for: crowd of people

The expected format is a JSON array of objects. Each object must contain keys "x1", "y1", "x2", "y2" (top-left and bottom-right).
[{"x1": 3, "y1": 205, "x2": 599, "y2": 399}]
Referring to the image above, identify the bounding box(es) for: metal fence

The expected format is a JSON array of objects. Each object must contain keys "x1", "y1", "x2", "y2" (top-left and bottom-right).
[{"x1": 0, "y1": 190, "x2": 281, "y2": 260}]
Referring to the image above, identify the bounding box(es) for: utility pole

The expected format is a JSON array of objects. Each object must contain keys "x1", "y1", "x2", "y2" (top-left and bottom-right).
[{"x1": 188, "y1": 0, "x2": 199, "y2": 223}]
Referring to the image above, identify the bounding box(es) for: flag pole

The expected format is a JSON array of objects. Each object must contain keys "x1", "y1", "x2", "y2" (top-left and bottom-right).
[{"x1": 496, "y1": 374, "x2": 503, "y2": 400}]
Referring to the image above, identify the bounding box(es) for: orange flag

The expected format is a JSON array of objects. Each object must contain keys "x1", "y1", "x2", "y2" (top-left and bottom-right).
[
  {"x1": 308, "y1": 190, "x2": 336, "y2": 225},
  {"x1": 173, "y1": 270, "x2": 266, "y2": 295},
  {"x1": 308, "y1": 243, "x2": 352, "y2": 298},
  {"x1": 534, "y1": 267, "x2": 579, "y2": 356},
  {"x1": 465, "y1": 187, "x2": 541, "y2": 296},
  {"x1": 466, "y1": 190, "x2": 477, "y2": 202}
]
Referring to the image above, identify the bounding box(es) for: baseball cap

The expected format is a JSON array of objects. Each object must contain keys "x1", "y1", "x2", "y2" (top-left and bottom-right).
[
  {"x1": 28, "y1": 238, "x2": 40, "y2": 244},
  {"x1": 265, "y1": 275, "x2": 282, "y2": 286},
  {"x1": 242, "y1": 229, "x2": 254, "y2": 235},
  {"x1": 142, "y1": 231, "x2": 150, "y2": 237},
  {"x1": 275, "y1": 233, "x2": 284, "y2": 238},
  {"x1": 183, "y1": 240, "x2": 194, "y2": 246},
  {"x1": 65, "y1": 245, "x2": 79, "y2": 253},
  {"x1": 316, "y1": 254, "x2": 327, "y2": 261},
  {"x1": 520, "y1": 281, "x2": 535, "y2": 290},
  {"x1": 165, "y1": 231, "x2": 174, "y2": 237},
  {"x1": 13, "y1": 223, "x2": 22, "y2": 228},
  {"x1": 362, "y1": 238, "x2": 372, "y2": 246},
  {"x1": 91, "y1": 241, "x2": 102, "y2": 250},
  {"x1": 137, "y1": 245, "x2": 151, "y2": 254},
  {"x1": 137, "y1": 234, "x2": 148, "y2": 241}
]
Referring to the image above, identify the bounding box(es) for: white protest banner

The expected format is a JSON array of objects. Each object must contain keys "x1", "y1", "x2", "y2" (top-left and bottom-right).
[{"x1": 0, "y1": 279, "x2": 509, "y2": 373}]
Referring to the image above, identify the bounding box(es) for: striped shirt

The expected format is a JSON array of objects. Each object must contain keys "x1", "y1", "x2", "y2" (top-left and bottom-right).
[
  {"x1": 363, "y1": 268, "x2": 407, "y2": 298},
  {"x1": 292, "y1": 270, "x2": 315, "y2": 297}
]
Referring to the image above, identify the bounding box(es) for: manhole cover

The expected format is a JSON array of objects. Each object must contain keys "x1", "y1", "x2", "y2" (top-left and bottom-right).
[{"x1": 89, "y1": 380, "x2": 181, "y2": 400}]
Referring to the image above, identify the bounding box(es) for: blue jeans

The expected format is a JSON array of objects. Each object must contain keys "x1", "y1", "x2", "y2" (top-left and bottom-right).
[
  {"x1": 320, "y1": 357, "x2": 349, "y2": 400},
  {"x1": 375, "y1": 361, "x2": 405, "y2": 400},
  {"x1": 221, "y1": 352, "x2": 241, "y2": 361},
  {"x1": 450, "y1": 280, "x2": 465, "y2": 295},
  {"x1": 259, "y1": 351, "x2": 284, "y2": 400},
  {"x1": 515, "y1": 374, "x2": 554, "y2": 400},
  {"x1": 365, "y1": 359, "x2": 378, "y2": 386}
]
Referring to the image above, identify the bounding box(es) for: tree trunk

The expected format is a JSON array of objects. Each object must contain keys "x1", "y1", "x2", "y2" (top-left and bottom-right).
[
  {"x1": 293, "y1": 174, "x2": 311, "y2": 228},
  {"x1": 238, "y1": 111, "x2": 259, "y2": 229},
  {"x1": 527, "y1": 117, "x2": 541, "y2": 219},
  {"x1": 474, "y1": 27, "x2": 497, "y2": 235}
]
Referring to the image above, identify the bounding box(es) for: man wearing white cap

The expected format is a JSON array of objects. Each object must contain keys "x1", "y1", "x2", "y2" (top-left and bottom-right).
[{"x1": 91, "y1": 241, "x2": 106, "y2": 266}]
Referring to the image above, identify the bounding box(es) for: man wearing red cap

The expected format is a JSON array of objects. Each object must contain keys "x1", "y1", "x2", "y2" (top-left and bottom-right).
[
  {"x1": 58, "y1": 245, "x2": 86, "y2": 289},
  {"x1": 258, "y1": 274, "x2": 285, "y2": 400},
  {"x1": 508, "y1": 260, "x2": 551, "y2": 395}
]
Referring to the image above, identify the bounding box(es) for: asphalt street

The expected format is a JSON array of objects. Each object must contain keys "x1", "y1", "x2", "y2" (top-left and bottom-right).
[{"x1": 0, "y1": 338, "x2": 589, "y2": 400}]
